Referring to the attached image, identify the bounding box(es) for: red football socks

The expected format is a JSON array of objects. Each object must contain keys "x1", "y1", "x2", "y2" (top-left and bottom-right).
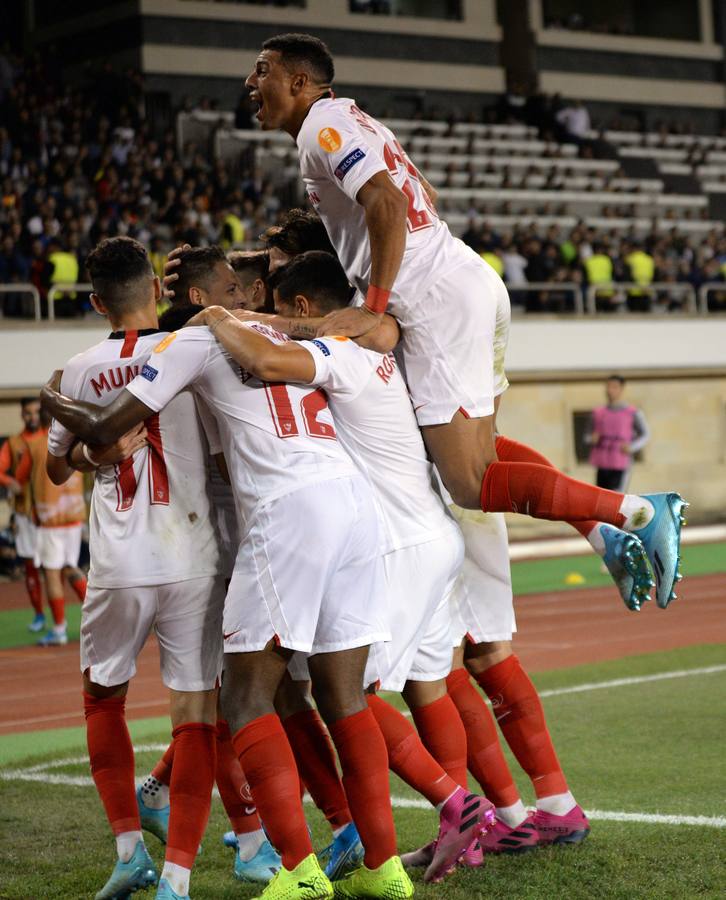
[
  {"x1": 231, "y1": 714, "x2": 312, "y2": 870},
  {"x1": 68, "y1": 572, "x2": 87, "y2": 602},
  {"x1": 473, "y1": 655, "x2": 568, "y2": 799},
  {"x1": 151, "y1": 739, "x2": 176, "y2": 786},
  {"x1": 283, "y1": 708, "x2": 352, "y2": 830},
  {"x1": 48, "y1": 596, "x2": 65, "y2": 627},
  {"x1": 481, "y1": 459, "x2": 624, "y2": 526},
  {"x1": 328, "y1": 708, "x2": 398, "y2": 869},
  {"x1": 445, "y1": 668, "x2": 520, "y2": 807},
  {"x1": 410, "y1": 695, "x2": 468, "y2": 788},
  {"x1": 166, "y1": 722, "x2": 216, "y2": 869},
  {"x1": 495, "y1": 435, "x2": 597, "y2": 538},
  {"x1": 366, "y1": 694, "x2": 457, "y2": 807},
  {"x1": 215, "y1": 720, "x2": 262, "y2": 834},
  {"x1": 84, "y1": 692, "x2": 139, "y2": 835},
  {"x1": 24, "y1": 559, "x2": 43, "y2": 615}
]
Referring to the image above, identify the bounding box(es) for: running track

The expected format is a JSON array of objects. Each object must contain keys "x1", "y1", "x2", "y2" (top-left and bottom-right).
[{"x1": 0, "y1": 574, "x2": 724, "y2": 736}]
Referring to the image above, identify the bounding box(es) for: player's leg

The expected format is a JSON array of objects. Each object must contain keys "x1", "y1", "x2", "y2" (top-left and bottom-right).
[
  {"x1": 154, "y1": 574, "x2": 227, "y2": 900},
  {"x1": 494, "y1": 435, "x2": 653, "y2": 610},
  {"x1": 82, "y1": 584, "x2": 160, "y2": 898},
  {"x1": 38, "y1": 565, "x2": 67, "y2": 645},
  {"x1": 14, "y1": 514, "x2": 44, "y2": 630},
  {"x1": 465, "y1": 641, "x2": 590, "y2": 846},
  {"x1": 63, "y1": 564, "x2": 87, "y2": 602}
]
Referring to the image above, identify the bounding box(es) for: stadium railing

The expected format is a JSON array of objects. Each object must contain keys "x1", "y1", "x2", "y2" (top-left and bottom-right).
[
  {"x1": 0, "y1": 284, "x2": 41, "y2": 320},
  {"x1": 509, "y1": 282, "x2": 584, "y2": 314},
  {"x1": 585, "y1": 282, "x2": 697, "y2": 314},
  {"x1": 698, "y1": 282, "x2": 726, "y2": 313},
  {"x1": 46, "y1": 283, "x2": 94, "y2": 321}
]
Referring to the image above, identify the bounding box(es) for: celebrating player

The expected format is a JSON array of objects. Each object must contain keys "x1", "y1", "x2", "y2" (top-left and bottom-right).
[
  {"x1": 244, "y1": 33, "x2": 686, "y2": 611},
  {"x1": 43, "y1": 237, "x2": 226, "y2": 900}
]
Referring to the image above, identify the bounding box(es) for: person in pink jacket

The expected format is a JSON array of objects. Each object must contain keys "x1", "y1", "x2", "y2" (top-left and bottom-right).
[{"x1": 587, "y1": 375, "x2": 650, "y2": 492}]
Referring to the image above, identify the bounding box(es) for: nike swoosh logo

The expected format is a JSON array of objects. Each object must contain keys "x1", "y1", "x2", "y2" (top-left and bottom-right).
[
  {"x1": 223, "y1": 630, "x2": 240, "y2": 640},
  {"x1": 244, "y1": 805, "x2": 257, "y2": 815}
]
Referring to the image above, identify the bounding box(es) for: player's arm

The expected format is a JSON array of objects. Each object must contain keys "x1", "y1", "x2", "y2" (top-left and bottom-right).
[
  {"x1": 196, "y1": 308, "x2": 316, "y2": 383},
  {"x1": 41, "y1": 373, "x2": 153, "y2": 447},
  {"x1": 0, "y1": 439, "x2": 22, "y2": 494},
  {"x1": 316, "y1": 171, "x2": 408, "y2": 338},
  {"x1": 46, "y1": 425, "x2": 149, "y2": 485}
]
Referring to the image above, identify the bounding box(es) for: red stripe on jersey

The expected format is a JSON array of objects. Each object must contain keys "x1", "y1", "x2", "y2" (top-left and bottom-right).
[
  {"x1": 145, "y1": 413, "x2": 170, "y2": 505},
  {"x1": 120, "y1": 330, "x2": 139, "y2": 358},
  {"x1": 264, "y1": 384, "x2": 299, "y2": 438},
  {"x1": 115, "y1": 457, "x2": 137, "y2": 511}
]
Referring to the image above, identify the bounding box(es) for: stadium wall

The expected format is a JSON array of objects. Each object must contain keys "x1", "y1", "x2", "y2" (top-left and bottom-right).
[{"x1": 2, "y1": 320, "x2": 724, "y2": 525}]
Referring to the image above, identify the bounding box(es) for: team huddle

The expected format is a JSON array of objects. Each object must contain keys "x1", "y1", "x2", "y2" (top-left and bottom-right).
[{"x1": 37, "y1": 34, "x2": 686, "y2": 900}]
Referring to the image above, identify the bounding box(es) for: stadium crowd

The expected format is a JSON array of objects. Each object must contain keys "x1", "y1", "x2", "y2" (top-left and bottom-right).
[{"x1": 1, "y1": 48, "x2": 724, "y2": 318}]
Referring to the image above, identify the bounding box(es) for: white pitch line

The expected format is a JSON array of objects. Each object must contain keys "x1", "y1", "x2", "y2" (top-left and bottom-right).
[
  {"x1": 0, "y1": 764, "x2": 723, "y2": 829},
  {"x1": 537, "y1": 664, "x2": 726, "y2": 699}
]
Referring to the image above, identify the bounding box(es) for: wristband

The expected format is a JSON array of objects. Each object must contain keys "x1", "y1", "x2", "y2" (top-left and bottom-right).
[
  {"x1": 82, "y1": 444, "x2": 99, "y2": 467},
  {"x1": 364, "y1": 284, "x2": 391, "y2": 315}
]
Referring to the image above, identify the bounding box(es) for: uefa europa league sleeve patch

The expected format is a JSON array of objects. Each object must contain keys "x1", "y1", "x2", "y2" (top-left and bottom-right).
[{"x1": 318, "y1": 127, "x2": 342, "y2": 153}]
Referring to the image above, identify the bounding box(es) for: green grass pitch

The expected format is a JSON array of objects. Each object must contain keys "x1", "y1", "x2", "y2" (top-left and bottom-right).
[{"x1": 1, "y1": 644, "x2": 725, "y2": 899}]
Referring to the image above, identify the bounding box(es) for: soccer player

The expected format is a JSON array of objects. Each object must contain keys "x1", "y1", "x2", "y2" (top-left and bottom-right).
[
  {"x1": 244, "y1": 33, "x2": 686, "y2": 611},
  {"x1": 43, "y1": 237, "x2": 226, "y2": 900},
  {"x1": 228, "y1": 249, "x2": 274, "y2": 311},
  {"x1": 0, "y1": 398, "x2": 46, "y2": 631},
  {"x1": 189, "y1": 250, "x2": 498, "y2": 887},
  {"x1": 41, "y1": 289, "x2": 413, "y2": 900},
  {"x1": 13, "y1": 424, "x2": 88, "y2": 646}
]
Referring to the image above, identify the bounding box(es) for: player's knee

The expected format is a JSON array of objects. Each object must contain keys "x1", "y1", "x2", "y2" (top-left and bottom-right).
[{"x1": 464, "y1": 640, "x2": 512, "y2": 674}]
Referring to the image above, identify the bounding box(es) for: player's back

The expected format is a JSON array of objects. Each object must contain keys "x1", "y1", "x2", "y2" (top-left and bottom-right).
[
  {"x1": 297, "y1": 97, "x2": 476, "y2": 314},
  {"x1": 125, "y1": 325, "x2": 360, "y2": 532},
  {"x1": 300, "y1": 335, "x2": 454, "y2": 554},
  {"x1": 48, "y1": 329, "x2": 219, "y2": 588}
]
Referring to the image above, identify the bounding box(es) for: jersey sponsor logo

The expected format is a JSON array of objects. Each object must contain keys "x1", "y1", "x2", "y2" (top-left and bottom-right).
[
  {"x1": 317, "y1": 126, "x2": 342, "y2": 153},
  {"x1": 153, "y1": 332, "x2": 177, "y2": 353},
  {"x1": 141, "y1": 364, "x2": 158, "y2": 382},
  {"x1": 334, "y1": 147, "x2": 366, "y2": 180},
  {"x1": 311, "y1": 339, "x2": 330, "y2": 357}
]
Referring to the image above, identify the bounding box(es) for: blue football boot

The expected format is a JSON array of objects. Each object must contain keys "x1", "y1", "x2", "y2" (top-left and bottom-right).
[
  {"x1": 319, "y1": 822, "x2": 365, "y2": 881},
  {"x1": 233, "y1": 838, "x2": 282, "y2": 883},
  {"x1": 137, "y1": 785, "x2": 169, "y2": 844},
  {"x1": 628, "y1": 493, "x2": 687, "y2": 609},
  {"x1": 600, "y1": 525, "x2": 654, "y2": 611},
  {"x1": 222, "y1": 830, "x2": 238, "y2": 850},
  {"x1": 94, "y1": 841, "x2": 158, "y2": 899},
  {"x1": 28, "y1": 613, "x2": 46, "y2": 633},
  {"x1": 155, "y1": 879, "x2": 189, "y2": 900}
]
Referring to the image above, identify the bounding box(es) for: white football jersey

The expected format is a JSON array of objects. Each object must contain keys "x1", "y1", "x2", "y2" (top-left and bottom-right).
[
  {"x1": 47, "y1": 329, "x2": 220, "y2": 589},
  {"x1": 299, "y1": 335, "x2": 455, "y2": 555},
  {"x1": 125, "y1": 325, "x2": 359, "y2": 532},
  {"x1": 296, "y1": 97, "x2": 475, "y2": 323}
]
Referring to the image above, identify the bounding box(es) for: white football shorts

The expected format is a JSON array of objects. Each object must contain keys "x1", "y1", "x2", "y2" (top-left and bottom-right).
[
  {"x1": 398, "y1": 254, "x2": 510, "y2": 427},
  {"x1": 450, "y1": 510, "x2": 516, "y2": 645},
  {"x1": 34, "y1": 524, "x2": 82, "y2": 570},
  {"x1": 14, "y1": 513, "x2": 38, "y2": 559},
  {"x1": 364, "y1": 523, "x2": 464, "y2": 692},
  {"x1": 81, "y1": 575, "x2": 226, "y2": 691},
  {"x1": 224, "y1": 475, "x2": 389, "y2": 656}
]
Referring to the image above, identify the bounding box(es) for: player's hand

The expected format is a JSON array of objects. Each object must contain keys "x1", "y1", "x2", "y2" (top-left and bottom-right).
[
  {"x1": 162, "y1": 244, "x2": 191, "y2": 300},
  {"x1": 184, "y1": 307, "x2": 212, "y2": 328},
  {"x1": 316, "y1": 306, "x2": 382, "y2": 338},
  {"x1": 88, "y1": 423, "x2": 149, "y2": 466},
  {"x1": 620, "y1": 443, "x2": 632, "y2": 455}
]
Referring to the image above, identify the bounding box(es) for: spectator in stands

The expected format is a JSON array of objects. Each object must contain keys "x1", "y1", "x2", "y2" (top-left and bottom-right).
[
  {"x1": 556, "y1": 99, "x2": 591, "y2": 142},
  {"x1": 0, "y1": 234, "x2": 29, "y2": 316},
  {"x1": 584, "y1": 243, "x2": 617, "y2": 312},
  {"x1": 623, "y1": 240, "x2": 655, "y2": 312},
  {"x1": 47, "y1": 238, "x2": 80, "y2": 318}
]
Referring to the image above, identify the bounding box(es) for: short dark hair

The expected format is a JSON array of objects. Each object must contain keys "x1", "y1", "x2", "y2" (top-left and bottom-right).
[
  {"x1": 262, "y1": 208, "x2": 336, "y2": 257},
  {"x1": 20, "y1": 397, "x2": 39, "y2": 409},
  {"x1": 173, "y1": 246, "x2": 228, "y2": 305},
  {"x1": 607, "y1": 374, "x2": 626, "y2": 385},
  {"x1": 228, "y1": 250, "x2": 269, "y2": 284},
  {"x1": 86, "y1": 237, "x2": 154, "y2": 315},
  {"x1": 158, "y1": 303, "x2": 200, "y2": 332},
  {"x1": 262, "y1": 33, "x2": 334, "y2": 85},
  {"x1": 268, "y1": 251, "x2": 350, "y2": 313}
]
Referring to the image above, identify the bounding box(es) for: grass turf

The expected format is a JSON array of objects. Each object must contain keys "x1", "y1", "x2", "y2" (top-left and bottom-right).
[{"x1": 1, "y1": 645, "x2": 725, "y2": 899}]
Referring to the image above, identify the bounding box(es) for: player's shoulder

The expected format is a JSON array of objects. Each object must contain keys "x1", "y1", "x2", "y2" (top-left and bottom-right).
[
  {"x1": 298, "y1": 98, "x2": 358, "y2": 146},
  {"x1": 150, "y1": 327, "x2": 213, "y2": 352},
  {"x1": 244, "y1": 319, "x2": 291, "y2": 344}
]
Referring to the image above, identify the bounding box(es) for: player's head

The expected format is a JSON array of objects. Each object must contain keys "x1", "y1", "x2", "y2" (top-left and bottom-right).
[
  {"x1": 173, "y1": 246, "x2": 245, "y2": 310},
  {"x1": 246, "y1": 33, "x2": 334, "y2": 133},
  {"x1": 262, "y1": 208, "x2": 336, "y2": 273},
  {"x1": 20, "y1": 397, "x2": 41, "y2": 433},
  {"x1": 157, "y1": 303, "x2": 201, "y2": 332},
  {"x1": 86, "y1": 237, "x2": 159, "y2": 324},
  {"x1": 268, "y1": 251, "x2": 350, "y2": 318},
  {"x1": 227, "y1": 249, "x2": 272, "y2": 311},
  {"x1": 606, "y1": 374, "x2": 626, "y2": 403}
]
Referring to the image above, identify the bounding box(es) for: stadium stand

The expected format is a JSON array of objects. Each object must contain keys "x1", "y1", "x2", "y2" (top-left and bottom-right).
[{"x1": 1, "y1": 45, "x2": 725, "y2": 320}]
